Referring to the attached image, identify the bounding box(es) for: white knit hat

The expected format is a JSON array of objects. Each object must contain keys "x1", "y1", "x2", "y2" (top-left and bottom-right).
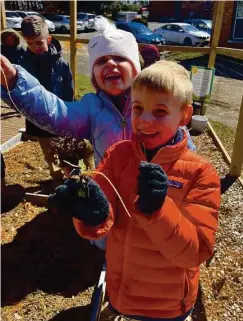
[{"x1": 88, "y1": 17, "x2": 141, "y2": 79}]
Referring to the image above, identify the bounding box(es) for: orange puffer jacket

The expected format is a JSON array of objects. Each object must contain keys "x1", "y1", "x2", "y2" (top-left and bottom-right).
[{"x1": 74, "y1": 132, "x2": 220, "y2": 319}]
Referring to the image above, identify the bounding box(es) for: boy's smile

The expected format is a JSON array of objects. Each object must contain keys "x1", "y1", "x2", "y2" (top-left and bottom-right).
[
  {"x1": 131, "y1": 89, "x2": 192, "y2": 149},
  {"x1": 93, "y1": 55, "x2": 137, "y2": 96}
]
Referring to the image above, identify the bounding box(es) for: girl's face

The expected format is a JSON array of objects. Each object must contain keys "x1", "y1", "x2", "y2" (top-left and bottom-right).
[
  {"x1": 93, "y1": 55, "x2": 137, "y2": 96},
  {"x1": 131, "y1": 88, "x2": 192, "y2": 149}
]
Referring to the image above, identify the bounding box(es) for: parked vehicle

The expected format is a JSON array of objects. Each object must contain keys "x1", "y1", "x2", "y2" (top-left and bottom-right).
[
  {"x1": 183, "y1": 19, "x2": 212, "y2": 35},
  {"x1": 15, "y1": 11, "x2": 55, "y2": 33},
  {"x1": 116, "y1": 22, "x2": 165, "y2": 45},
  {"x1": 114, "y1": 11, "x2": 138, "y2": 23},
  {"x1": 77, "y1": 12, "x2": 89, "y2": 29},
  {"x1": 154, "y1": 23, "x2": 210, "y2": 46},
  {"x1": 45, "y1": 15, "x2": 85, "y2": 33},
  {"x1": 87, "y1": 13, "x2": 96, "y2": 29},
  {"x1": 5, "y1": 11, "x2": 22, "y2": 30}
]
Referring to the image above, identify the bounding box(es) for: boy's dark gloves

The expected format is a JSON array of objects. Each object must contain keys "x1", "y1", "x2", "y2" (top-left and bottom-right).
[
  {"x1": 137, "y1": 161, "x2": 168, "y2": 214},
  {"x1": 48, "y1": 176, "x2": 109, "y2": 227}
]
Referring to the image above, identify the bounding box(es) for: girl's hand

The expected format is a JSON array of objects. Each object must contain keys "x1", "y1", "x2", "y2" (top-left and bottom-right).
[{"x1": 0, "y1": 54, "x2": 17, "y2": 90}]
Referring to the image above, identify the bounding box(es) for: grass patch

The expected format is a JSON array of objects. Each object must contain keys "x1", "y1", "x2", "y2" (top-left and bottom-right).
[
  {"x1": 209, "y1": 119, "x2": 236, "y2": 155},
  {"x1": 75, "y1": 73, "x2": 95, "y2": 100},
  {"x1": 165, "y1": 52, "x2": 206, "y2": 61}
]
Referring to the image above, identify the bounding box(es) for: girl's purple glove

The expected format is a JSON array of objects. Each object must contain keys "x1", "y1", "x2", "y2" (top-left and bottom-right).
[
  {"x1": 137, "y1": 161, "x2": 168, "y2": 214},
  {"x1": 48, "y1": 175, "x2": 109, "y2": 227}
]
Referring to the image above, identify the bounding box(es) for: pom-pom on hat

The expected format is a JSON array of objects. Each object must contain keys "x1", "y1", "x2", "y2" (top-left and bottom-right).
[{"x1": 88, "y1": 16, "x2": 141, "y2": 79}]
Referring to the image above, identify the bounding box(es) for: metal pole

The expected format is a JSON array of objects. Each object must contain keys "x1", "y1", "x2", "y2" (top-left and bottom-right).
[
  {"x1": 229, "y1": 96, "x2": 243, "y2": 177},
  {"x1": 70, "y1": 0, "x2": 77, "y2": 97}
]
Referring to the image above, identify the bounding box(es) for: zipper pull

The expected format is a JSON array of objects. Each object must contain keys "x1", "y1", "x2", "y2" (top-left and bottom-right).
[
  {"x1": 121, "y1": 118, "x2": 127, "y2": 128},
  {"x1": 137, "y1": 130, "x2": 148, "y2": 162},
  {"x1": 181, "y1": 299, "x2": 186, "y2": 314}
]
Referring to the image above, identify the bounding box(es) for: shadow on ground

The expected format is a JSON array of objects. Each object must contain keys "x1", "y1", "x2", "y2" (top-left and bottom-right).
[
  {"x1": 191, "y1": 283, "x2": 207, "y2": 321},
  {"x1": 1, "y1": 208, "x2": 104, "y2": 306},
  {"x1": 49, "y1": 305, "x2": 92, "y2": 321}
]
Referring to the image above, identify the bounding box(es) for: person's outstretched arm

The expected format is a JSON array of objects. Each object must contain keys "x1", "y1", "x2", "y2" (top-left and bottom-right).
[{"x1": 0, "y1": 54, "x2": 91, "y2": 139}]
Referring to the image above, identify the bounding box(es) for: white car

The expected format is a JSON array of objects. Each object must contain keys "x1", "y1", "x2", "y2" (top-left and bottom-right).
[
  {"x1": 154, "y1": 23, "x2": 210, "y2": 46},
  {"x1": 5, "y1": 11, "x2": 22, "y2": 30},
  {"x1": 15, "y1": 11, "x2": 55, "y2": 33},
  {"x1": 46, "y1": 15, "x2": 85, "y2": 33},
  {"x1": 87, "y1": 13, "x2": 96, "y2": 29}
]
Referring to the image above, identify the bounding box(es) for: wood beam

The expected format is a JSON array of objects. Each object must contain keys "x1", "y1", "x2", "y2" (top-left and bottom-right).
[
  {"x1": 216, "y1": 47, "x2": 243, "y2": 60},
  {"x1": 70, "y1": 0, "x2": 77, "y2": 96},
  {"x1": 208, "y1": 1, "x2": 225, "y2": 68},
  {"x1": 1, "y1": 0, "x2": 6, "y2": 30},
  {"x1": 230, "y1": 96, "x2": 243, "y2": 177}
]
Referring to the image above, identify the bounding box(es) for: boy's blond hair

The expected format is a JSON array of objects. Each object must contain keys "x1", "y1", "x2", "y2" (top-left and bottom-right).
[{"x1": 132, "y1": 60, "x2": 193, "y2": 107}]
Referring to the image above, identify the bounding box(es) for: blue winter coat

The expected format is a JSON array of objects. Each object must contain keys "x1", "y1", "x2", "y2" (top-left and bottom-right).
[{"x1": 1, "y1": 65, "x2": 195, "y2": 165}]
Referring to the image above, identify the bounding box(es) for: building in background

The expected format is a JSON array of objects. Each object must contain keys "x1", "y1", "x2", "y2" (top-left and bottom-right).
[
  {"x1": 212, "y1": 1, "x2": 243, "y2": 49},
  {"x1": 149, "y1": 1, "x2": 212, "y2": 22}
]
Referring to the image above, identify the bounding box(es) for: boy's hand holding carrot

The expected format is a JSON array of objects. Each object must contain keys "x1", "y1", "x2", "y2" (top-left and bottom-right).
[{"x1": 137, "y1": 161, "x2": 168, "y2": 214}]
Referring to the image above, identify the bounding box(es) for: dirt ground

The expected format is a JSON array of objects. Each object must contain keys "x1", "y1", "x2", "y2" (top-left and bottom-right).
[{"x1": 207, "y1": 76, "x2": 243, "y2": 128}]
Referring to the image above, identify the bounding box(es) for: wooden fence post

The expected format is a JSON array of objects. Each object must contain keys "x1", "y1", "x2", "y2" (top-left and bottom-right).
[
  {"x1": 1, "y1": 0, "x2": 6, "y2": 30},
  {"x1": 200, "y1": 1, "x2": 225, "y2": 116},
  {"x1": 229, "y1": 96, "x2": 243, "y2": 177},
  {"x1": 208, "y1": 1, "x2": 225, "y2": 68},
  {"x1": 70, "y1": 0, "x2": 77, "y2": 97}
]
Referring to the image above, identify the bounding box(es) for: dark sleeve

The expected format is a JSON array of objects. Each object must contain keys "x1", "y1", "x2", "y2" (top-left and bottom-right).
[{"x1": 62, "y1": 61, "x2": 74, "y2": 102}]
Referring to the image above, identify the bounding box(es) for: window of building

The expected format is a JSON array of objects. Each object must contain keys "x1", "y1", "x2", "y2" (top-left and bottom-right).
[{"x1": 232, "y1": 1, "x2": 243, "y2": 40}]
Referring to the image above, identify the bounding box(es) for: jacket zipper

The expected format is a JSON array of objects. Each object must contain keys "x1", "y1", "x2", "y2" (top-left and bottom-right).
[
  {"x1": 116, "y1": 217, "x2": 133, "y2": 310},
  {"x1": 100, "y1": 95, "x2": 131, "y2": 140}
]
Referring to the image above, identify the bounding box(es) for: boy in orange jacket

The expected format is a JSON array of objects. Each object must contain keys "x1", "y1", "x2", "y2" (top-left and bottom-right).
[{"x1": 49, "y1": 60, "x2": 220, "y2": 321}]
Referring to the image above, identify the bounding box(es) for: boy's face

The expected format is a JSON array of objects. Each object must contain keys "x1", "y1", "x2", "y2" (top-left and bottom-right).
[
  {"x1": 24, "y1": 34, "x2": 52, "y2": 55},
  {"x1": 93, "y1": 55, "x2": 137, "y2": 96},
  {"x1": 131, "y1": 88, "x2": 192, "y2": 149}
]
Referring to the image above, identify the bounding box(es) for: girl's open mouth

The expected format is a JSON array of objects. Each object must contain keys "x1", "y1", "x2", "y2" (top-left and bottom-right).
[{"x1": 104, "y1": 73, "x2": 121, "y2": 81}]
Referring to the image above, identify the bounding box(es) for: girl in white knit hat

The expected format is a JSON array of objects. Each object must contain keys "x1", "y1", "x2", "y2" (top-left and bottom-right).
[{"x1": 1, "y1": 17, "x2": 195, "y2": 251}]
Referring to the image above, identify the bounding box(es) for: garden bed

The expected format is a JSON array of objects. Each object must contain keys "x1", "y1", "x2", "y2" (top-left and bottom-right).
[{"x1": 1, "y1": 131, "x2": 243, "y2": 321}]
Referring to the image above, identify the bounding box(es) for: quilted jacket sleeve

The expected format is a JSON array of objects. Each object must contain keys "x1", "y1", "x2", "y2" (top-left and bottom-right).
[
  {"x1": 134, "y1": 162, "x2": 220, "y2": 268},
  {"x1": 73, "y1": 146, "x2": 118, "y2": 240},
  {"x1": 60, "y1": 61, "x2": 74, "y2": 102},
  {"x1": 1, "y1": 65, "x2": 91, "y2": 139}
]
